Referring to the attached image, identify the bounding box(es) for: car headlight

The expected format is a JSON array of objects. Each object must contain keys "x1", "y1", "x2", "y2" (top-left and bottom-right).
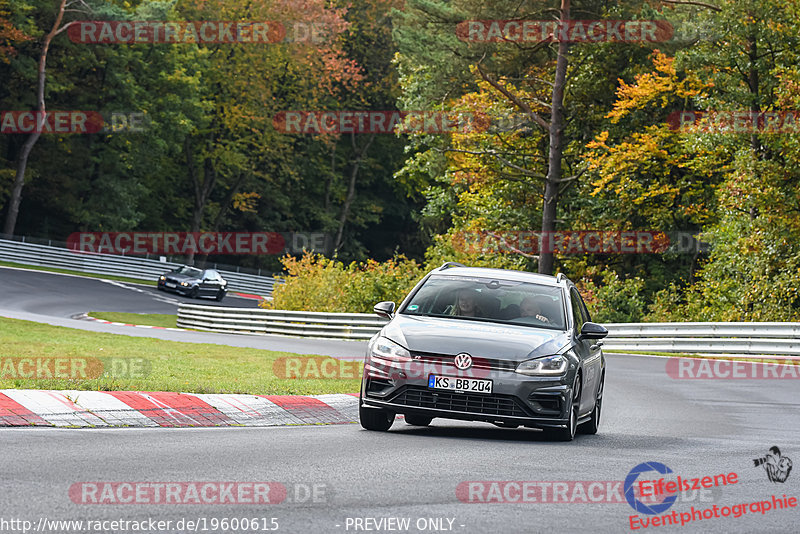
[
  {"x1": 181, "y1": 281, "x2": 189, "y2": 286},
  {"x1": 159, "y1": 275, "x2": 165, "y2": 281},
  {"x1": 515, "y1": 355, "x2": 567, "y2": 376},
  {"x1": 370, "y1": 336, "x2": 412, "y2": 362}
]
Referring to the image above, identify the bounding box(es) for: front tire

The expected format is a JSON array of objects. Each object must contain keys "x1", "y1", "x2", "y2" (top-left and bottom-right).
[
  {"x1": 547, "y1": 373, "x2": 580, "y2": 441},
  {"x1": 215, "y1": 289, "x2": 225, "y2": 302},
  {"x1": 189, "y1": 286, "x2": 199, "y2": 299},
  {"x1": 579, "y1": 372, "x2": 603, "y2": 435},
  {"x1": 404, "y1": 414, "x2": 432, "y2": 426},
  {"x1": 492, "y1": 422, "x2": 519, "y2": 429},
  {"x1": 359, "y1": 402, "x2": 394, "y2": 431}
]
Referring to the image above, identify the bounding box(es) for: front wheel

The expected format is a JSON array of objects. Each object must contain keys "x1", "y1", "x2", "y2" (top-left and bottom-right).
[
  {"x1": 359, "y1": 402, "x2": 394, "y2": 431},
  {"x1": 579, "y1": 373, "x2": 603, "y2": 435},
  {"x1": 404, "y1": 414, "x2": 432, "y2": 426},
  {"x1": 546, "y1": 374, "x2": 580, "y2": 441},
  {"x1": 189, "y1": 286, "x2": 199, "y2": 299},
  {"x1": 492, "y1": 422, "x2": 519, "y2": 429},
  {"x1": 215, "y1": 289, "x2": 225, "y2": 301}
]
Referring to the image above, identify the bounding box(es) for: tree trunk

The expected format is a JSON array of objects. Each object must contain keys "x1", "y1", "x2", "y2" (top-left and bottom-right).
[
  {"x1": 538, "y1": 0, "x2": 570, "y2": 275},
  {"x1": 2, "y1": 0, "x2": 68, "y2": 238},
  {"x1": 184, "y1": 137, "x2": 216, "y2": 264},
  {"x1": 196, "y1": 174, "x2": 245, "y2": 268},
  {"x1": 747, "y1": 31, "x2": 760, "y2": 221},
  {"x1": 334, "y1": 133, "x2": 375, "y2": 253}
]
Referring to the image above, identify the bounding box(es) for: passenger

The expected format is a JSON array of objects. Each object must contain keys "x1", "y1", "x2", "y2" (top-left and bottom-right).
[{"x1": 520, "y1": 296, "x2": 551, "y2": 324}]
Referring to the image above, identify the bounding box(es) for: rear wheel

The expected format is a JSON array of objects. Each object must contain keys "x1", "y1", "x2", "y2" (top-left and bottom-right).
[
  {"x1": 359, "y1": 401, "x2": 394, "y2": 431},
  {"x1": 404, "y1": 414, "x2": 432, "y2": 426},
  {"x1": 579, "y1": 372, "x2": 603, "y2": 435},
  {"x1": 547, "y1": 373, "x2": 580, "y2": 441}
]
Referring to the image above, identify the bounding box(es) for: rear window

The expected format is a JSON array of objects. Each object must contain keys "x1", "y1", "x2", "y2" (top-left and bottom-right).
[{"x1": 400, "y1": 275, "x2": 566, "y2": 330}]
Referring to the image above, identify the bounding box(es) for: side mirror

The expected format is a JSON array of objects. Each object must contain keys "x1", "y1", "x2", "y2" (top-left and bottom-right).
[
  {"x1": 373, "y1": 301, "x2": 396, "y2": 319},
  {"x1": 578, "y1": 322, "x2": 608, "y2": 340}
]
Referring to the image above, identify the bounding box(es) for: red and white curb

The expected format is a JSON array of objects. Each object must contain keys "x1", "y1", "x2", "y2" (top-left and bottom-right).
[{"x1": 0, "y1": 390, "x2": 360, "y2": 428}]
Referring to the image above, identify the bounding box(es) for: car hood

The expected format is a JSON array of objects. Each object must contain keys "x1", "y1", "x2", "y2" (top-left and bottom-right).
[
  {"x1": 165, "y1": 273, "x2": 199, "y2": 282},
  {"x1": 381, "y1": 314, "x2": 571, "y2": 362}
]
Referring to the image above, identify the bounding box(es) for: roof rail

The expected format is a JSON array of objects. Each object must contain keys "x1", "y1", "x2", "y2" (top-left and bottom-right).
[
  {"x1": 556, "y1": 272, "x2": 567, "y2": 283},
  {"x1": 439, "y1": 261, "x2": 466, "y2": 270}
]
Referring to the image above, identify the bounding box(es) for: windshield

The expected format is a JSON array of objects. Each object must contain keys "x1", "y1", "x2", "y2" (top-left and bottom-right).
[
  {"x1": 176, "y1": 266, "x2": 203, "y2": 278},
  {"x1": 400, "y1": 275, "x2": 566, "y2": 330}
]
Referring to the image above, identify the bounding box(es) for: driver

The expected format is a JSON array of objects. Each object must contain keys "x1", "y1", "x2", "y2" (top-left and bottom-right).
[
  {"x1": 451, "y1": 288, "x2": 484, "y2": 318},
  {"x1": 520, "y1": 296, "x2": 551, "y2": 324}
]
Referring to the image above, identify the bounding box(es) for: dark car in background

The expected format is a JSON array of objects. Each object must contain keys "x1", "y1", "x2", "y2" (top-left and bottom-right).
[
  {"x1": 157, "y1": 265, "x2": 228, "y2": 301},
  {"x1": 359, "y1": 263, "x2": 608, "y2": 441}
]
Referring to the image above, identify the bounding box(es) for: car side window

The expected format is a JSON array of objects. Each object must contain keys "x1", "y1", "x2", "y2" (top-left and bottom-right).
[
  {"x1": 570, "y1": 288, "x2": 587, "y2": 333},
  {"x1": 579, "y1": 291, "x2": 591, "y2": 323}
]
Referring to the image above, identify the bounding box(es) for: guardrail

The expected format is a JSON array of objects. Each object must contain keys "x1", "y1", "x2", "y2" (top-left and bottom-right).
[
  {"x1": 177, "y1": 304, "x2": 387, "y2": 339},
  {"x1": 176, "y1": 305, "x2": 800, "y2": 356},
  {"x1": 0, "y1": 238, "x2": 277, "y2": 296},
  {"x1": 602, "y1": 322, "x2": 800, "y2": 357}
]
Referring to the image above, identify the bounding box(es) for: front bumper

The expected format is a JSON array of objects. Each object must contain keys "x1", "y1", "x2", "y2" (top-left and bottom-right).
[
  {"x1": 157, "y1": 279, "x2": 192, "y2": 295},
  {"x1": 361, "y1": 356, "x2": 575, "y2": 429}
]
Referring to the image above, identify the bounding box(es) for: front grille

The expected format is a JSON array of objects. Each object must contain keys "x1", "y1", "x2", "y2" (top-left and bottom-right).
[
  {"x1": 409, "y1": 351, "x2": 516, "y2": 372},
  {"x1": 389, "y1": 386, "x2": 530, "y2": 418}
]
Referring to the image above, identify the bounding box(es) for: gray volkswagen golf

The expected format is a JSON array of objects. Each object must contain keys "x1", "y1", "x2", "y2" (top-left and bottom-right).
[{"x1": 359, "y1": 263, "x2": 608, "y2": 441}]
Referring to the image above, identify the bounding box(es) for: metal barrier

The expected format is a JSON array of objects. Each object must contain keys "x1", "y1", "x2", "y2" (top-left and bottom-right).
[
  {"x1": 0, "y1": 238, "x2": 276, "y2": 295},
  {"x1": 177, "y1": 304, "x2": 387, "y2": 339},
  {"x1": 176, "y1": 305, "x2": 800, "y2": 356},
  {"x1": 602, "y1": 322, "x2": 800, "y2": 356}
]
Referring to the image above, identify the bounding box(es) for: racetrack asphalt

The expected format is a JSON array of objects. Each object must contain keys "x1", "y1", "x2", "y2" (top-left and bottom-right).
[
  {"x1": 0, "y1": 266, "x2": 367, "y2": 358},
  {"x1": 1, "y1": 352, "x2": 798, "y2": 533},
  {"x1": 1, "y1": 266, "x2": 798, "y2": 533}
]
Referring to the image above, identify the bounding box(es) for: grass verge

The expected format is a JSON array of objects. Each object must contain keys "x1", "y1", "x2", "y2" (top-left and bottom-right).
[
  {"x1": 89, "y1": 312, "x2": 177, "y2": 329},
  {"x1": 0, "y1": 317, "x2": 362, "y2": 394}
]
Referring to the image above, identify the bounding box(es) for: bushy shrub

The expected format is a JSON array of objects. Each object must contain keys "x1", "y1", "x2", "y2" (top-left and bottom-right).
[
  {"x1": 578, "y1": 271, "x2": 647, "y2": 323},
  {"x1": 262, "y1": 252, "x2": 426, "y2": 313},
  {"x1": 645, "y1": 283, "x2": 689, "y2": 322}
]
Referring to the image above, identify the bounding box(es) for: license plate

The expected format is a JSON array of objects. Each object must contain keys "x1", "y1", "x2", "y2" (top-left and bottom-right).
[
  {"x1": 166, "y1": 282, "x2": 176, "y2": 288},
  {"x1": 428, "y1": 375, "x2": 492, "y2": 394}
]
